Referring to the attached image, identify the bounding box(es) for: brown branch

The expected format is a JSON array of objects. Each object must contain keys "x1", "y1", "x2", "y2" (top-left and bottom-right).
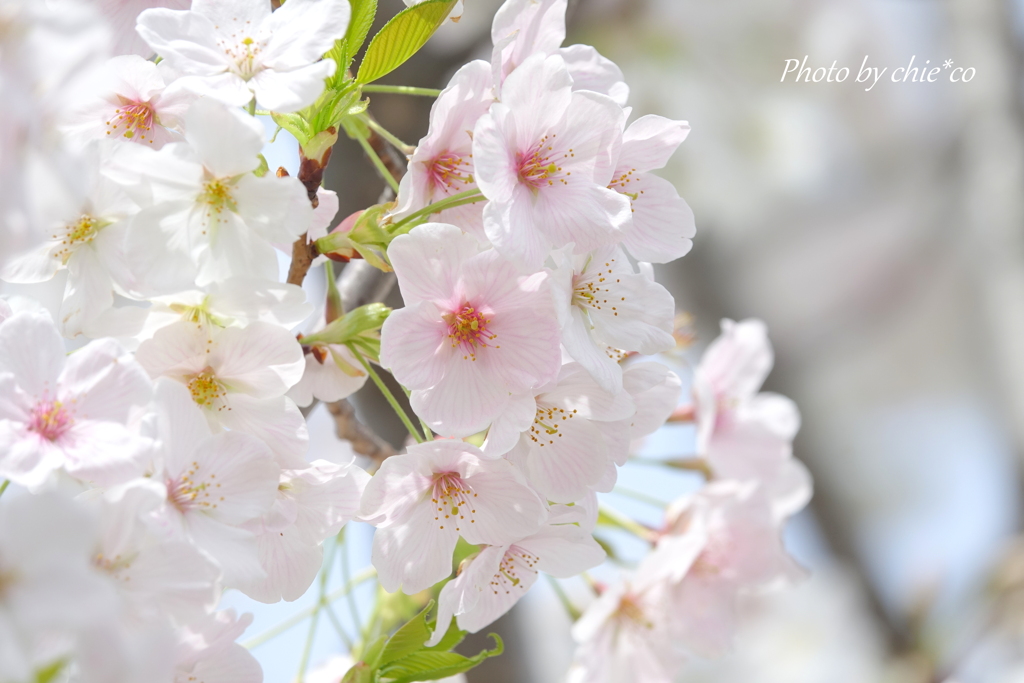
[
  {"x1": 325, "y1": 399, "x2": 395, "y2": 468},
  {"x1": 286, "y1": 235, "x2": 319, "y2": 286}
]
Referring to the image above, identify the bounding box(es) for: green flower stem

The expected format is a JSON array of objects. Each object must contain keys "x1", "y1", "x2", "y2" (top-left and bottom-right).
[
  {"x1": 598, "y1": 503, "x2": 657, "y2": 543},
  {"x1": 0, "y1": 480, "x2": 9, "y2": 499},
  {"x1": 612, "y1": 485, "x2": 669, "y2": 508},
  {"x1": 401, "y1": 385, "x2": 434, "y2": 441},
  {"x1": 354, "y1": 131, "x2": 400, "y2": 193},
  {"x1": 296, "y1": 534, "x2": 341, "y2": 682},
  {"x1": 363, "y1": 116, "x2": 414, "y2": 154},
  {"x1": 340, "y1": 527, "x2": 364, "y2": 640},
  {"x1": 361, "y1": 84, "x2": 442, "y2": 97},
  {"x1": 545, "y1": 575, "x2": 582, "y2": 621},
  {"x1": 345, "y1": 342, "x2": 425, "y2": 444},
  {"x1": 387, "y1": 189, "x2": 486, "y2": 234},
  {"x1": 242, "y1": 566, "x2": 377, "y2": 649},
  {"x1": 322, "y1": 602, "x2": 353, "y2": 650}
]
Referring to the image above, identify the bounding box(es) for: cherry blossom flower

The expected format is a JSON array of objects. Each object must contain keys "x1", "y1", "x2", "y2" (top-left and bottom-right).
[
  {"x1": 0, "y1": 312, "x2": 152, "y2": 490},
  {"x1": 380, "y1": 223, "x2": 561, "y2": 436},
  {"x1": 694, "y1": 319, "x2": 812, "y2": 518},
  {"x1": 0, "y1": 145, "x2": 140, "y2": 338},
  {"x1": 568, "y1": 575, "x2": 682, "y2": 683},
  {"x1": 474, "y1": 54, "x2": 631, "y2": 269},
  {"x1": 484, "y1": 362, "x2": 635, "y2": 502},
  {"x1": 644, "y1": 481, "x2": 805, "y2": 657},
  {"x1": 428, "y1": 505, "x2": 604, "y2": 644},
  {"x1": 490, "y1": 0, "x2": 628, "y2": 105},
  {"x1": 141, "y1": 379, "x2": 281, "y2": 588},
  {"x1": 136, "y1": 0, "x2": 351, "y2": 112},
  {"x1": 63, "y1": 55, "x2": 195, "y2": 148},
  {"x1": 360, "y1": 440, "x2": 547, "y2": 594},
  {"x1": 610, "y1": 115, "x2": 695, "y2": 264},
  {"x1": 392, "y1": 60, "x2": 494, "y2": 240},
  {"x1": 135, "y1": 320, "x2": 308, "y2": 467},
  {"x1": 237, "y1": 459, "x2": 368, "y2": 603},
  {"x1": 553, "y1": 246, "x2": 676, "y2": 392},
  {"x1": 108, "y1": 98, "x2": 311, "y2": 292}
]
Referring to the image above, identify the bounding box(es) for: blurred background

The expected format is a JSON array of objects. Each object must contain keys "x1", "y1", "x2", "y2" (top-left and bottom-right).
[{"x1": 236, "y1": 0, "x2": 1024, "y2": 681}]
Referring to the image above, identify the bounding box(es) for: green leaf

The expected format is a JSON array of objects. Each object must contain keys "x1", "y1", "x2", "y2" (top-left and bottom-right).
[
  {"x1": 335, "y1": 0, "x2": 378, "y2": 75},
  {"x1": 35, "y1": 661, "x2": 65, "y2": 683},
  {"x1": 355, "y1": 0, "x2": 458, "y2": 84},
  {"x1": 379, "y1": 600, "x2": 434, "y2": 667},
  {"x1": 422, "y1": 619, "x2": 466, "y2": 653},
  {"x1": 380, "y1": 634, "x2": 503, "y2": 683}
]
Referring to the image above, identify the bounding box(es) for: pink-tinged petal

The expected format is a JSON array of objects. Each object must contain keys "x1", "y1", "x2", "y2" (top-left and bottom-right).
[
  {"x1": 501, "y1": 54, "x2": 574, "y2": 143},
  {"x1": 135, "y1": 320, "x2": 209, "y2": 380},
  {"x1": 771, "y1": 458, "x2": 813, "y2": 520},
  {"x1": 60, "y1": 421, "x2": 148, "y2": 486},
  {"x1": 173, "y1": 72, "x2": 254, "y2": 108},
  {"x1": 185, "y1": 641, "x2": 263, "y2": 683},
  {"x1": 114, "y1": 541, "x2": 220, "y2": 619},
  {"x1": 123, "y1": 207, "x2": 201, "y2": 296},
  {"x1": 587, "y1": 269, "x2": 675, "y2": 355},
  {"x1": 519, "y1": 522, "x2": 605, "y2": 577},
  {"x1": 541, "y1": 362, "x2": 634, "y2": 421},
  {"x1": 411, "y1": 355, "x2": 511, "y2": 437},
  {"x1": 233, "y1": 173, "x2": 311, "y2": 242},
  {"x1": 289, "y1": 460, "x2": 365, "y2": 541},
  {"x1": 210, "y1": 322, "x2": 305, "y2": 397},
  {"x1": 379, "y1": 302, "x2": 451, "y2": 389},
  {"x1": 238, "y1": 523, "x2": 323, "y2": 603},
  {"x1": 59, "y1": 247, "x2": 115, "y2": 338},
  {"x1": 460, "y1": 462, "x2": 545, "y2": 545},
  {"x1": 59, "y1": 337, "x2": 151, "y2": 422},
  {"x1": 218, "y1": 394, "x2": 309, "y2": 469},
  {"x1": 358, "y1": 451, "x2": 434, "y2": 526},
  {"x1": 136, "y1": 8, "x2": 227, "y2": 75},
  {"x1": 535, "y1": 183, "x2": 630, "y2": 261},
  {"x1": 561, "y1": 306, "x2": 621, "y2": 393},
  {"x1": 95, "y1": 0, "x2": 191, "y2": 57},
  {"x1": 482, "y1": 198, "x2": 552, "y2": 271},
  {"x1": 557, "y1": 89, "x2": 625, "y2": 184},
  {"x1": 454, "y1": 545, "x2": 536, "y2": 635},
  {"x1": 0, "y1": 426, "x2": 63, "y2": 490},
  {"x1": 741, "y1": 392, "x2": 801, "y2": 440},
  {"x1": 491, "y1": 0, "x2": 566, "y2": 72},
  {"x1": 618, "y1": 173, "x2": 694, "y2": 264},
  {"x1": 620, "y1": 362, "x2": 681, "y2": 440},
  {"x1": 560, "y1": 44, "x2": 629, "y2": 106},
  {"x1": 620, "y1": 115, "x2": 690, "y2": 172},
  {"x1": 184, "y1": 98, "x2": 263, "y2": 177},
  {"x1": 261, "y1": 0, "x2": 350, "y2": 69},
  {"x1": 185, "y1": 512, "x2": 266, "y2": 588},
  {"x1": 0, "y1": 243, "x2": 59, "y2": 283},
  {"x1": 472, "y1": 104, "x2": 519, "y2": 204},
  {"x1": 482, "y1": 392, "x2": 536, "y2": 457},
  {"x1": 288, "y1": 346, "x2": 368, "y2": 408},
  {"x1": 0, "y1": 374, "x2": 30, "y2": 422},
  {"x1": 480, "y1": 303, "x2": 561, "y2": 395},
  {"x1": 183, "y1": 432, "x2": 280, "y2": 525},
  {"x1": 696, "y1": 318, "x2": 773, "y2": 405},
  {"x1": 153, "y1": 378, "x2": 213, "y2": 475},
  {"x1": 372, "y1": 513, "x2": 460, "y2": 594},
  {"x1": 669, "y1": 577, "x2": 737, "y2": 658},
  {"x1": 387, "y1": 223, "x2": 482, "y2": 305},
  {"x1": 195, "y1": 209, "x2": 281, "y2": 287},
  {"x1": 250, "y1": 60, "x2": 336, "y2": 113},
  {"x1": 512, "y1": 413, "x2": 610, "y2": 503},
  {"x1": 0, "y1": 312, "x2": 66, "y2": 396},
  {"x1": 458, "y1": 249, "x2": 538, "y2": 312}
]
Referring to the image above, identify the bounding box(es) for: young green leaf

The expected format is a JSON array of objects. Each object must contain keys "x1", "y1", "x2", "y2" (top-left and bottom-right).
[
  {"x1": 378, "y1": 600, "x2": 435, "y2": 667},
  {"x1": 379, "y1": 634, "x2": 504, "y2": 683},
  {"x1": 355, "y1": 0, "x2": 458, "y2": 84},
  {"x1": 343, "y1": 0, "x2": 378, "y2": 72}
]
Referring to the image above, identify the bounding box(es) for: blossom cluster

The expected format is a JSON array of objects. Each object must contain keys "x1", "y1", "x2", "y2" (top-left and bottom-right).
[{"x1": 0, "y1": 0, "x2": 810, "y2": 681}]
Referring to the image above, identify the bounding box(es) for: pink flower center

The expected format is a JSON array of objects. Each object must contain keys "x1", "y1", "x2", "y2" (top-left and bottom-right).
[
  {"x1": 430, "y1": 471, "x2": 478, "y2": 533},
  {"x1": 489, "y1": 546, "x2": 539, "y2": 595},
  {"x1": 428, "y1": 152, "x2": 474, "y2": 194},
  {"x1": 516, "y1": 136, "x2": 571, "y2": 190},
  {"x1": 106, "y1": 97, "x2": 156, "y2": 143},
  {"x1": 28, "y1": 400, "x2": 73, "y2": 441},
  {"x1": 443, "y1": 304, "x2": 497, "y2": 359},
  {"x1": 614, "y1": 591, "x2": 654, "y2": 630},
  {"x1": 167, "y1": 461, "x2": 224, "y2": 514}
]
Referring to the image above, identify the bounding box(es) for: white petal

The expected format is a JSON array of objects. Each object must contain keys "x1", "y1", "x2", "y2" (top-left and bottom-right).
[
  {"x1": 218, "y1": 394, "x2": 309, "y2": 469},
  {"x1": 372, "y1": 513, "x2": 459, "y2": 594},
  {"x1": 250, "y1": 60, "x2": 335, "y2": 113},
  {"x1": 0, "y1": 312, "x2": 66, "y2": 396},
  {"x1": 59, "y1": 337, "x2": 151, "y2": 422},
  {"x1": 261, "y1": 0, "x2": 351, "y2": 69},
  {"x1": 184, "y1": 98, "x2": 264, "y2": 177},
  {"x1": 210, "y1": 322, "x2": 305, "y2": 397},
  {"x1": 184, "y1": 431, "x2": 280, "y2": 525},
  {"x1": 379, "y1": 302, "x2": 452, "y2": 390}
]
